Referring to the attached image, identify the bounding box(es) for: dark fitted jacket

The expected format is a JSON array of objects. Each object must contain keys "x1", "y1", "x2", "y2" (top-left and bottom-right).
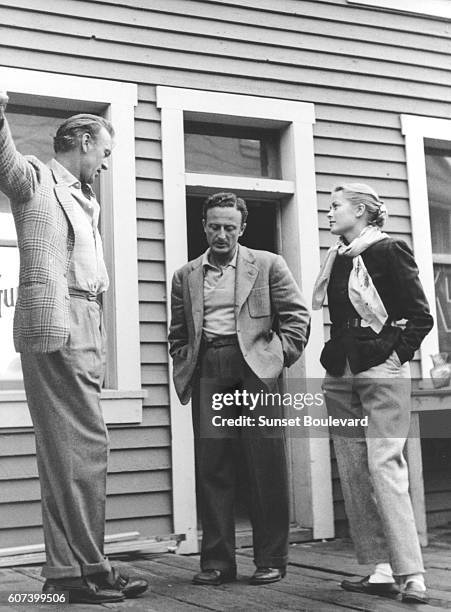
[{"x1": 321, "y1": 237, "x2": 433, "y2": 376}]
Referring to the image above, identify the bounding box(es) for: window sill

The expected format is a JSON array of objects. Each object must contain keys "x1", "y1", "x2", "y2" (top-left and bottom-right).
[
  {"x1": 411, "y1": 385, "x2": 451, "y2": 412},
  {"x1": 0, "y1": 389, "x2": 146, "y2": 428}
]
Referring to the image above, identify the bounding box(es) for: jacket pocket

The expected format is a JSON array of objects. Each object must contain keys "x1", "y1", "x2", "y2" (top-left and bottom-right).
[{"x1": 247, "y1": 285, "x2": 271, "y2": 318}]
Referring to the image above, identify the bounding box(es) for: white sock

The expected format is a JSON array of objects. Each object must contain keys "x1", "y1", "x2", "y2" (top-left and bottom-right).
[
  {"x1": 402, "y1": 573, "x2": 426, "y2": 591},
  {"x1": 368, "y1": 563, "x2": 395, "y2": 584}
]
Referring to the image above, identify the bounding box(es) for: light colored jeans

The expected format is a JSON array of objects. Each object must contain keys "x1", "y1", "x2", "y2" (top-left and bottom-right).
[{"x1": 323, "y1": 351, "x2": 424, "y2": 575}]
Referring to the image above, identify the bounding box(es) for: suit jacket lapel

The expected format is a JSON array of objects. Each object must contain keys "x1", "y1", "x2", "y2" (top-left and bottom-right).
[
  {"x1": 48, "y1": 160, "x2": 76, "y2": 231},
  {"x1": 235, "y1": 245, "x2": 258, "y2": 314},
  {"x1": 187, "y1": 256, "x2": 204, "y2": 338}
]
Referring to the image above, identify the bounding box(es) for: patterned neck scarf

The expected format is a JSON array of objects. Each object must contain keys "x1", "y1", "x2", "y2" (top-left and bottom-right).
[{"x1": 312, "y1": 226, "x2": 390, "y2": 333}]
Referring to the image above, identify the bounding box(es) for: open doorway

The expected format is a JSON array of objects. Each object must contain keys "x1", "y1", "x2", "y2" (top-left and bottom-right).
[
  {"x1": 186, "y1": 194, "x2": 281, "y2": 537},
  {"x1": 186, "y1": 196, "x2": 280, "y2": 260}
]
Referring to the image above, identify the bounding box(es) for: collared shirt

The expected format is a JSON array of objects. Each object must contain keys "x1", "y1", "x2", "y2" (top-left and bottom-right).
[
  {"x1": 52, "y1": 160, "x2": 109, "y2": 294},
  {"x1": 202, "y1": 247, "x2": 238, "y2": 339}
]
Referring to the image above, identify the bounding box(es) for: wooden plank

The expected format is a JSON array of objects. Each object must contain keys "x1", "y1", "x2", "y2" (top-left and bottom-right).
[
  {"x1": 136, "y1": 159, "x2": 162, "y2": 180},
  {"x1": 137, "y1": 240, "x2": 165, "y2": 262},
  {"x1": 141, "y1": 366, "x2": 170, "y2": 387},
  {"x1": 63, "y1": 0, "x2": 451, "y2": 38},
  {"x1": 316, "y1": 175, "x2": 408, "y2": 199},
  {"x1": 6, "y1": 0, "x2": 451, "y2": 50},
  {"x1": 140, "y1": 406, "x2": 170, "y2": 427},
  {"x1": 138, "y1": 282, "x2": 167, "y2": 304},
  {"x1": 315, "y1": 121, "x2": 405, "y2": 146},
  {"x1": 135, "y1": 139, "x2": 162, "y2": 161},
  {"x1": 136, "y1": 200, "x2": 164, "y2": 221},
  {"x1": 136, "y1": 181, "x2": 163, "y2": 203},
  {"x1": 140, "y1": 344, "x2": 169, "y2": 364},
  {"x1": 3, "y1": 27, "x2": 451, "y2": 105},
  {"x1": 315, "y1": 139, "x2": 406, "y2": 163},
  {"x1": 138, "y1": 262, "x2": 166, "y2": 282},
  {"x1": 139, "y1": 322, "x2": 168, "y2": 342},
  {"x1": 141, "y1": 387, "x2": 169, "y2": 408},
  {"x1": 3, "y1": 43, "x2": 451, "y2": 121},
  {"x1": 0, "y1": 447, "x2": 171, "y2": 481},
  {"x1": 137, "y1": 219, "x2": 165, "y2": 240},
  {"x1": 129, "y1": 555, "x2": 344, "y2": 611},
  {"x1": 139, "y1": 303, "x2": 167, "y2": 323},
  {"x1": 4, "y1": 3, "x2": 451, "y2": 72},
  {"x1": 158, "y1": 552, "x2": 404, "y2": 612},
  {"x1": 4, "y1": 6, "x2": 451, "y2": 81},
  {"x1": 0, "y1": 492, "x2": 172, "y2": 528},
  {"x1": 105, "y1": 515, "x2": 172, "y2": 539},
  {"x1": 0, "y1": 535, "x2": 183, "y2": 568},
  {"x1": 316, "y1": 157, "x2": 406, "y2": 180},
  {"x1": 109, "y1": 448, "x2": 171, "y2": 472},
  {"x1": 0, "y1": 427, "x2": 169, "y2": 458}
]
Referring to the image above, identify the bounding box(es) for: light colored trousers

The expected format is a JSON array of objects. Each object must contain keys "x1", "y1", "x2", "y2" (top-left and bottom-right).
[
  {"x1": 323, "y1": 351, "x2": 424, "y2": 576},
  {"x1": 21, "y1": 295, "x2": 111, "y2": 579}
]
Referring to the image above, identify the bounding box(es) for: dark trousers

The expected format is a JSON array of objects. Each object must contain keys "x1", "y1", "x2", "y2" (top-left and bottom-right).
[
  {"x1": 191, "y1": 338, "x2": 289, "y2": 571},
  {"x1": 21, "y1": 295, "x2": 111, "y2": 578}
]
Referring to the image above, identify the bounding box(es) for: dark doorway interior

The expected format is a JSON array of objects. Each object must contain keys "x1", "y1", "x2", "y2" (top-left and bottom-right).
[
  {"x1": 186, "y1": 196, "x2": 279, "y2": 260},
  {"x1": 186, "y1": 194, "x2": 280, "y2": 534}
]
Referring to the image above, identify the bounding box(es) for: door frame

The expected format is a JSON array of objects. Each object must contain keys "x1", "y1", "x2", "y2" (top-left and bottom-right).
[{"x1": 157, "y1": 86, "x2": 333, "y2": 553}]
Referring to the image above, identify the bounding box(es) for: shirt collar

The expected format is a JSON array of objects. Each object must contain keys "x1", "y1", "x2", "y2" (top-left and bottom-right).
[
  {"x1": 51, "y1": 159, "x2": 95, "y2": 199},
  {"x1": 202, "y1": 245, "x2": 239, "y2": 270}
]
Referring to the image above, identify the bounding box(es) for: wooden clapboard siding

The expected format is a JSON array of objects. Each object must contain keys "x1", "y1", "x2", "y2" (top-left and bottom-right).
[{"x1": 0, "y1": 0, "x2": 450, "y2": 546}]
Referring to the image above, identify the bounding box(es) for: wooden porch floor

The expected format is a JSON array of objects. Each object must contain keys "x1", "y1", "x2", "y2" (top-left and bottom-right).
[{"x1": 1, "y1": 528, "x2": 451, "y2": 611}]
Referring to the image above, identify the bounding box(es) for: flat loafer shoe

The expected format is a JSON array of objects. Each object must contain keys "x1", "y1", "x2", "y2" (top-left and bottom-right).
[
  {"x1": 402, "y1": 582, "x2": 429, "y2": 604},
  {"x1": 192, "y1": 569, "x2": 236, "y2": 586},
  {"x1": 341, "y1": 576, "x2": 399, "y2": 598},
  {"x1": 43, "y1": 579, "x2": 125, "y2": 604},
  {"x1": 95, "y1": 567, "x2": 149, "y2": 598},
  {"x1": 249, "y1": 567, "x2": 286, "y2": 585}
]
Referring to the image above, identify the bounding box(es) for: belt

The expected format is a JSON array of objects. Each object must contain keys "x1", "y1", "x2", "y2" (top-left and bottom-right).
[
  {"x1": 340, "y1": 318, "x2": 364, "y2": 329},
  {"x1": 201, "y1": 334, "x2": 238, "y2": 349},
  {"x1": 69, "y1": 289, "x2": 101, "y2": 303},
  {"x1": 337, "y1": 318, "x2": 396, "y2": 330}
]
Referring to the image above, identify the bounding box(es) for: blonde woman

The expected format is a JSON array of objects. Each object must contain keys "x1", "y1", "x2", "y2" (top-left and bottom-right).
[{"x1": 313, "y1": 183, "x2": 433, "y2": 604}]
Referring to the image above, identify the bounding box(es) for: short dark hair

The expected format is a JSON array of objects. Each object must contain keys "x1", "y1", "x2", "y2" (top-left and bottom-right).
[
  {"x1": 202, "y1": 192, "x2": 248, "y2": 224},
  {"x1": 53, "y1": 114, "x2": 114, "y2": 153}
]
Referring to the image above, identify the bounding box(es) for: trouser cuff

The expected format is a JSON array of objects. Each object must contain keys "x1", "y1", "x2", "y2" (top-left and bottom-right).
[
  {"x1": 41, "y1": 565, "x2": 82, "y2": 579},
  {"x1": 201, "y1": 561, "x2": 237, "y2": 572},
  {"x1": 254, "y1": 555, "x2": 287, "y2": 568},
  {"x1": 41, "y1": 557, "x2": 111, "y2": 579},
  {"x1": 82, "y1": 558, "x2": 112, "y2": 576}
]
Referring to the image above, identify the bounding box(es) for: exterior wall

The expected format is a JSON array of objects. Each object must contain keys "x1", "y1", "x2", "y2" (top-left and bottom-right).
[{"x1": 0, "y1": 0, "x2": 450, "y2": 544}]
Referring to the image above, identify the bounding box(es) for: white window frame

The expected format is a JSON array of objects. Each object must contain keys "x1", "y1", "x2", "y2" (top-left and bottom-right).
[
  {"x1": 157, "y1": 86, "x2": 334, "y2": 553},
  {"x1": 347, "y1": 0, "x2": 451, "y2": 19},
  {"x1": 0, "y1": 66, "x2": 144, "y2": 426},
  {"x1": 401, "y1": 114, "x2": 451, "y2": 377}
]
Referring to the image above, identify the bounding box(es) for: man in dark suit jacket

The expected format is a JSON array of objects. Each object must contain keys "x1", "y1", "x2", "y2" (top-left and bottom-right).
[
  {"x1": 169, "y1": 192, "x2": 310, "y2": 586},
  {"x1": 0, "y1": 91, "x2": 147, "y2": 604}
]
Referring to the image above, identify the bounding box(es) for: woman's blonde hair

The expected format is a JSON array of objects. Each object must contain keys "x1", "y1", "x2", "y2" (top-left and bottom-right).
[{"x1": 333, "y1": 182, "x2": 388, "y2": 227}]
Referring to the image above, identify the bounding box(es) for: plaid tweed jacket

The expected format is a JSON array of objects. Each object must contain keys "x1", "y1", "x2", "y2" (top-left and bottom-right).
[{"x1": 0, "y1": 118, "x2": 77, "y2": 353}]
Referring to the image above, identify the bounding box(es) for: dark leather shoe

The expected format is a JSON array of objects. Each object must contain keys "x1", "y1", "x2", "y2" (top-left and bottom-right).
[
  {"x1": 341, "y1": 576, "x2": 399, "y2": 598},
  {"x1": 192, "y1": 569, "x2": 236, "y2": 586},
  {"x1": 249, "y1": 567, "x2": 286, "y2": 585},
  {"x1": 43, "y1": 578, "x2": 125, "y2": 604},
  {"x1": 94, "y1": 567, "x2": 149, "y2": 598},
  {"x1": 401, "y1": 581, "x2": 428, "y2": 604}
]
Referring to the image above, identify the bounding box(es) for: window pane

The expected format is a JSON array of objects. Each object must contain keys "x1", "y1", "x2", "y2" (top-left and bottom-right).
[
  {"x1": 0, "y1": 111, "x2": 65, "y2": 243},
  {"x1": 0, "y1": 247, "x2": 21, "y2": 384},
  {"x1": 425, "y1": 148, "x2": 451, "y2": 353},
  {"x1": 0, "y1": 110, "x2": 69, "y2": 386},
  {"x1": 184, "y1": 123, "x2": 281, "y2": 178}
]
